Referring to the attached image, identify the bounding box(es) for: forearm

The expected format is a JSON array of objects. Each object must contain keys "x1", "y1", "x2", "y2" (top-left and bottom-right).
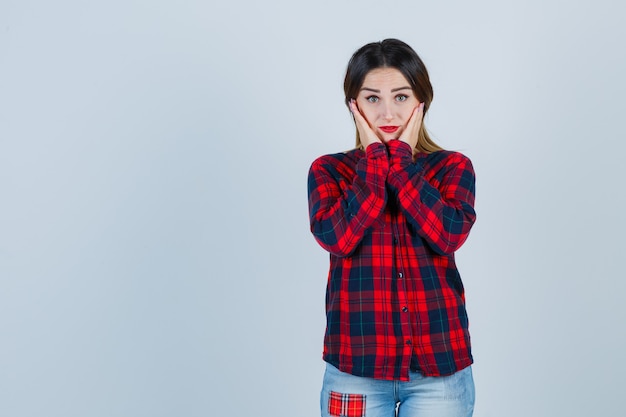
[
  {"x1": 386, "y1": 141, "x2": 476, "y2": 254},
  {"x1": 308, "y1": 144, "x2": 389, "y2": 256}
]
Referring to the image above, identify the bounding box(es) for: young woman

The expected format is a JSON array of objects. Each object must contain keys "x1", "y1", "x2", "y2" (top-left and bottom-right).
[{"x1": 307, "y1": 39, "x2": 477, "y2": 417}]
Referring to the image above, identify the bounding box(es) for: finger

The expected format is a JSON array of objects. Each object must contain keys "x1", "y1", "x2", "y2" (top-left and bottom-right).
[
  {"x1": 350, "y1": 100, "x2": 368, "y2": 127},
  {"x1": 400, "y1": 105, "x2": 421, "y2": 138},
  {"x1": 398, "y1": 103, "x2": 424, "y2": 148},
  {"x1": 411, "y1": 102, "x2": 424, "y2": 127},
  {"x1": 349, "y1": 101, "x2": 368, "y2": 133},
  {"x1": 350, "y1": 100, "x2": 380, "y2": 146}
]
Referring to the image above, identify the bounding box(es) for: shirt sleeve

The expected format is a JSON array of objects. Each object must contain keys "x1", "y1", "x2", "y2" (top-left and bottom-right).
[
  {"x1": 386, "y1": 140, "x2": 476, "y2": 255},
  {"x1": 308, "y1": 143, "x2": 389, "y2": 257}
]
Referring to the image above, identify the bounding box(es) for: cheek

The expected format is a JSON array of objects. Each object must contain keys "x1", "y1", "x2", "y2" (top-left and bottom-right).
[
  {"x1": 358, "y1": 105, "x2": 377, "y2": 124},
  {"x1": 400, "y1": 108, "x2": 413, "y2": 125},
  {"x1": 400, "y1": 102, "x2": 419, "y2": 125}
]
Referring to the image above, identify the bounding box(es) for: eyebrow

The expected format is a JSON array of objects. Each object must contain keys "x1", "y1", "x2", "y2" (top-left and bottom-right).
[{"x1": 360, "y1": 86, "x2": 412, "y2": 93}]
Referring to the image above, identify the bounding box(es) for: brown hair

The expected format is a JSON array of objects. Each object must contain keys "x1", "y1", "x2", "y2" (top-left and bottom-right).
[{"x1": 344, "y1": 39, "x2": 442, "y2": 153}]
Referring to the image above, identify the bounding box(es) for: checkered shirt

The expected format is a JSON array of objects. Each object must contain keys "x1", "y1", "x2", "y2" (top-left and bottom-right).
[{"x1": 308, "y1": 140, "x2": 476, "y2": 381}]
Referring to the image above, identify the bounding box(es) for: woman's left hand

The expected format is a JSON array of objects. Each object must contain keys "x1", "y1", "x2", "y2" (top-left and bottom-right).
[{"x1": 397, "y1": 102, "x2": 424, "y2": 150}]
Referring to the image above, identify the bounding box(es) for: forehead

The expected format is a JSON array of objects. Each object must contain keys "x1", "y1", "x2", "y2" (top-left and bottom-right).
[{"x1": 361, "y1": 67, "x2": 410, "y2": 89}]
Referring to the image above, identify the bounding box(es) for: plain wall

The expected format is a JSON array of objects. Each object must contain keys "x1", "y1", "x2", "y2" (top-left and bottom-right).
[{"x1": 1, "y1": 1, "x2": 624, "y2": 416}]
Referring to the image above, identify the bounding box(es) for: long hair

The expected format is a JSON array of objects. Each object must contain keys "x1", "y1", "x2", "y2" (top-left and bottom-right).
[{"x1": 343, "y1": 39, "x2": 442, "y2": 154}]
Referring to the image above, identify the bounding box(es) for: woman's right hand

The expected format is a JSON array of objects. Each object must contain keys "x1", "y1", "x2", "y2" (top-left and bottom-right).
[{"x1": 350, "y1": 100, "x2": 382, "y2": 149}]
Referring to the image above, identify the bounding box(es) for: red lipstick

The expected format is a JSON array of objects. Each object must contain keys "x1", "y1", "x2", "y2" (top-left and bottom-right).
[{"x1": 379, "y1": 126, "x2": 399, "y2": 133}]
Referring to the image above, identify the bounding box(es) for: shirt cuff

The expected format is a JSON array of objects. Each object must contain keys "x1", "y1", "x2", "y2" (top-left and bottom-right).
[
  {"x1": 365, "y1": 142, "x2": 388, "y2": 158},
  {"x1": 387, "y1": 140, "x2": 413, "y2": 158}
]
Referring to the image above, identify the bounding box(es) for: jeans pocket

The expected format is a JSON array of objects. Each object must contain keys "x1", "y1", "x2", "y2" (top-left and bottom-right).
[{"x1": 328, "y1": 391, "x2": 366, "y2": 417}]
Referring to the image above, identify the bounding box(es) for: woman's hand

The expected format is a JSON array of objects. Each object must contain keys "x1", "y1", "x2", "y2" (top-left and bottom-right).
[
  {"x1": 397, "y1": 102, "x2": 424, "y2": 150},
  {"x1": 350, "y1": 100, "x2": 381, "y2": 149}
]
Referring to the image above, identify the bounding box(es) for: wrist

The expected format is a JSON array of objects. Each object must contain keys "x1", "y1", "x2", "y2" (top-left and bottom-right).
[
  {"x1": 387, "y1": 140, "x2": 413, "y2": 158},
  {"x1": 365, "y1": 142, "x2": 387, "y2": 158}
]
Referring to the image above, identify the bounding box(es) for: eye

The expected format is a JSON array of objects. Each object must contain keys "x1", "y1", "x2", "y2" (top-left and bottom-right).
[
  {"x1": 396, "y1": 94, "x2": 408, "y2": 102},
  {"x1": 366, "y1": 95, "x2": 379, "y2": 103}
]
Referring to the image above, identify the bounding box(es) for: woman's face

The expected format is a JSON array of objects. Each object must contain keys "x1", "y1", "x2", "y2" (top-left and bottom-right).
[{"x1": 355, "y1": 67, "x2": 420, "y2": 142}]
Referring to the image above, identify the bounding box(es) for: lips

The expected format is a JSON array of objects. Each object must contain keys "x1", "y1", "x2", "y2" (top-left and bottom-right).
[{"x1": 379, "y1": 126, "x2": 399, "y2": 133}]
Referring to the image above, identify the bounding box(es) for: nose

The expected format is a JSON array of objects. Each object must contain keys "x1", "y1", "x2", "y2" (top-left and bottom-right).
[{"x1": 382, "y1": 101, "x2": 394, "y2": 121}]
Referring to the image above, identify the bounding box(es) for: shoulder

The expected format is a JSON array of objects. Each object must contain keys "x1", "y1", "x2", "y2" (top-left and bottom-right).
[
  {"x1": 419, "y1": 151, "x2": 476, "y2": 189},
  {"x1": 421, "y1": 150, "x2": 474, "y2": 173},
  {"x1": 422, "y1": 150, "x2": 472, "y2": 165},
  {"x1": 309, "y1": 148, "x2": 364, "y2": 174}
]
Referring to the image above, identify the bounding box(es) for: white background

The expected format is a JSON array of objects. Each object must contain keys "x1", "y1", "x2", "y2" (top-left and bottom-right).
[{"x1": 1, "y1": 1, "x2": 624, "y2": 416}]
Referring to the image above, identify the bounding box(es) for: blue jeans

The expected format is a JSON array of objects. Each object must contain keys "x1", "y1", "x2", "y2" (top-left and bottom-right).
[{"x1": 320, "y1": 363, "x2": 475, "y2": 417}]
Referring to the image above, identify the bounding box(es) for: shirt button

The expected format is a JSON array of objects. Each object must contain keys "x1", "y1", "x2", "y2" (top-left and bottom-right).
[
  {"x1": 402, "y1": 306, "x2": 408, "y2": 313},
  {"x1": 398, "y1": 272, "x2": 404, "y2": 278},
  {"x1": 393, "y1": 237, "x2": 398, "y2": 245},
  {"x1": 406, "y1": 340, "x2": 412, "y2": 346}
]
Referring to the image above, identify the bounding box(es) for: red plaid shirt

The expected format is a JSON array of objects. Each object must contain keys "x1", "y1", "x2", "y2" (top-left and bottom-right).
[{"x1": 308, "y1": 140, "x2": 476, "y2": 381}]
